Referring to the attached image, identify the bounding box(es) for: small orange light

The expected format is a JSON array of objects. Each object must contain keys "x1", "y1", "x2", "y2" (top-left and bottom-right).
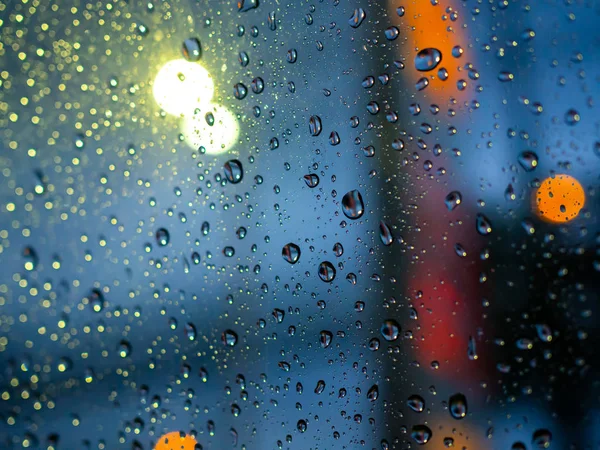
[
  {"x1": 534, "y1": 174, "x2": 585, "y2": 223},
  {"x1": 154, "y1": 431, "x2": 198, "y2": 450}
]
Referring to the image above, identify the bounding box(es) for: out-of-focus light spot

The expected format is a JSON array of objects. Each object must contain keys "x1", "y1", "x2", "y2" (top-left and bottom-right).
[
  {"x1": 154, "y1": 431, "x2": 198, "y2": 450},
  {"x1": 153, "y1": 59, "x2": 214, "y2": 116},
  {"x1": 182, "y1": 104, "x2": 239, "y2": 155},
  {"x1": 534, "y1": 174, "x2": 585, "y2": 223}
]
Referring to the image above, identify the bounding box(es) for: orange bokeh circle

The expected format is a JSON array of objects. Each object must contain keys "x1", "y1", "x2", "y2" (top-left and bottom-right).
[
  {"x1": 534, "y1": 174, "x2": 585, "y2": 223},
  {"x1": 154, "y1": 431, "x2": 198, "y2": 450}
]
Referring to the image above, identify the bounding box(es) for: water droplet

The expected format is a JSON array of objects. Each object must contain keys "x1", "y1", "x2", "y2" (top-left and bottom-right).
[
  {"x1": 416, "y1": 77, "x2": 430, "y2": 91},
  {"x1": 88, "y1": 289, "x2": 104, "y2": 313},
  {"x1": 182, "y1": 37, "x2": 202, "y2": 61},
  {"x1": 498, "y1": 71, "x2": 514, "y2": 82},
  {"x1": 451, "y1": 45, "x2": 464, "y2": 58},
  {"x1": 342, "y1": 190, "x2": 365, "y2": 219},
  {"x1": 205, "y1": 112, "x2": 215, "y2": 126},
  {"x1": 318, "y1": 261, "x2": 336, "y2": 282},
  {"x1": 118, "y1": 340, "x2": 132, "y2": 358},
  {"x1": 367, "y1": 384, "x2": 379, "y2": 401},
  {"x1": 449, "y1": 393, "x2": 467, "y2": 419},
  {"x1": 23, "y1": 246, "x2": 38, "y2": 271},
  {"x1": 532, "y1": 429, "x2": 552, "y2": 449},
  {"x1": 303, "y1": 174, "x2": 320, "y2": 188},
  {"x1": 319, "y1": 330, "x2": 333, "y2": 348},
  {"x1": 415, "y1": 48, "x2": 442, "y2": 72},
  {"x1": 348, "y1": 8, "x2": 366, "y2": 28},
  {"x1": 407, "y1": 395, "x2": 425, "y2": 413},
  {"x1": 445, "y1": 191, "x2": 462, "y2": 211},
  {"x1": 411, "y1": 425, "x2": 432, "y2": 445},
  {"x1": 184, "y1": 323, "x2": 197, "y2": 341},
  {"x1": 238, "y1": 0, "x2": 258, "y2": 12},
  {"x1": 565, "y1": 108, "x2": 580, "y2": 125},
  {"x1": 314, "y1": 380, "x2": 326, "y2": 394},
  {"x1": 535, "y1": 324, "x2": 553, "y2": 342},
  {"x1": 155, "y1": 228, "x2": 170, "y2": 247},
  {"x1": 384, "y1": 26, "x2": 399, "y2": 40},
  {"x1": 251, "y1": 77, "x2": 264, "y2": 94},
  {"x1": 297, "y1": 419, "x2": 307, "y2": 433},
  {"x1": 238, "y1": 51, "x2": 249, "y2": 67},
  {"x1": 222, "y1": 329, "x2": 238, "y2": 346},
  {"x1": 329, "y1": 131, "x2": 340, "y2": 145},
  {"x1": 233, "y1": 83, "x2": 248, "y2": 100},
  {"x1": 476, "y1": 213, "x2": 493, "y2": 235},
  {"x1": 224, "y1": 159, "x2": 244, "y2": 184},
  {"x1": 309, "y1": 115, "x2": 322, "y2": 136},
  {"x1": 287, "y1": 48, "x2": 298, "y2": 63},
  {"x1": 379, "y1": 221, "x2": 394, "y2": 246},
  {"x1": 267, "y1": 11, "x2": 277, "y2": 31},
  {"x1": 282, "y1": 243, "x2": 301, "y2": 264},
  {"x1": 380, "y1": 319, "x2": 400, "y2": 341},
  {"x1": 518, "y1": 151, "x2": 538, "y2": 171}
]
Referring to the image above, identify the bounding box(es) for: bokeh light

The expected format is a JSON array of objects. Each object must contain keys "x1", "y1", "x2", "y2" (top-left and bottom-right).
[
  {"x1": 154, "y1": 431, "x2": 198, "y2": 450},
  {"x1": 534, "y1": 174, "x2": 585, "y2": 223},
  {"x1": 152, "y1": 59, "x2": 214, "y2": 117},
  {"x1": 182, "y1": 103, "x2": 239, "y2": 154}
]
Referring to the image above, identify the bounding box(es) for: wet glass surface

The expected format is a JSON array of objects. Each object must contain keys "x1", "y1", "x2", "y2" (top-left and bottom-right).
[{"x1": 0, "y1": 0, "x2": 599, "y2": 449}]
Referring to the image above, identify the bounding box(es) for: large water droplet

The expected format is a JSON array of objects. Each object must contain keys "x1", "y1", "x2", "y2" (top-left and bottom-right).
[
  {"x1": 449, "y1": 393, "x2": 467, "y2": 419},
  {"x1": 342, "y1": 190, "x2": 365, "y2": 219},
  {"x1": 238, "y1": 0, "x2": 258, "y2": 12},
  {"x1": 318, "y1": 261, "x2": 336, "y2": 282},
  {"x1": 367, "y1": 384, "x2": 379, "y2": 401},
  {"x1": 282, "y1": 243, "x2": 301, "y2": 264},
  {"x1": 224, "y1": 159, "x2": 243, "y2": 184},
  {"x1": 415, "y1": 48, "x2": 442, "y2": 72},
  {"x1": 379, "y1": 221, "x2": 394, "y2": 246},
  {"x1": 532, "y1": 429, "x2": 552, "y2": 449},
  {"x1": 156, "y1": 228, "x2": 170, "y2": 246},
  {"x1": 384, "y1": 26, "x2": 399, "y2": 40},
  {"x1": 182, "y1": 37, "x2": 202, "y2": 61},
  {"x1": 476, "y1": 213, "x2": 493, "y2": 235},
  {"x1": 303, "y1": 174, "x2": 320, "y2": 188},
  {"x1": 411, "y1": 425, "x2": 432, "y2": 445},
  {"x1": 348, "y1": 8, "x2": 366, "y2": 28},
  {"x1": 222, "y1": 329, "x2": 238, "y2": 347},
  {"x1": 233, "y1": 83, "x2": 248, "y2": 100},
  {"x1": 407, "y1": 395, "x2": 425, "y2": 413},
  {"x1": 309, "y1": 115, "x2": 322, "y2": 136},
  {"x1": 380, "y1": 319, "x2": 400, "y2": 341},
  {"x1": 185, "y1": 323, "x2": 197, "y2": 341},
  {"x1": 319, "y1": 330, "x2": 333, "y2": 348},
  {"x1": 23, "y1": 246, "x2": 38, "y2": 271},
  {"x1": 518, "y1": 151, "x2": 538, "y2": 171},
  {"x1": 445, "y1": 191, "x2": 462, "y2": 211}
]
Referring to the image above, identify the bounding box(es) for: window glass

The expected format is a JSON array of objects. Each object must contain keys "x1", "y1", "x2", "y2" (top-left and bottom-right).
[{"x1": 0, "y1": 1, "x2": 598, "y2": 449}]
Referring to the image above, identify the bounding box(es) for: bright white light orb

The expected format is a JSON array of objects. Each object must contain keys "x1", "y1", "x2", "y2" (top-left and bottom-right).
[
  {"x1": 182, "y1": 103, "x2": 239, "y2": 155},
  {"x1": 152, "y1": 59, "x2": 214, "y2": 116}
]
